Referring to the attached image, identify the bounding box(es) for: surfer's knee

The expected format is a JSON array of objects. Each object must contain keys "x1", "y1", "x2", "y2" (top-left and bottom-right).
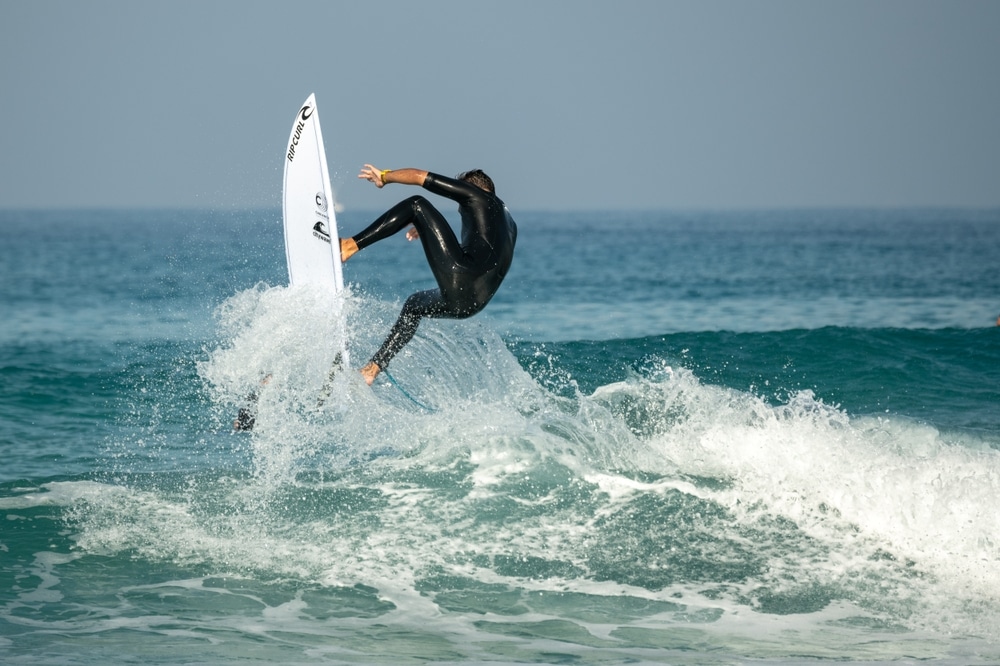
[{"x1": 407, "y1": 196, "x2": 433, "y2": 217}]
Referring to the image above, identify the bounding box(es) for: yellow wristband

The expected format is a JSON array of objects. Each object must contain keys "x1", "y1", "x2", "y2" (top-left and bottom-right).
[{"x1": 380, "y1": 169, "x2": 392, "y2": 183}]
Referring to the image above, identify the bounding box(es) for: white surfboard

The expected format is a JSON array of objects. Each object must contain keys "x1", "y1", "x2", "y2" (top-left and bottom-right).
[
  {"x1": 283, "y1": 93, "x2": 345, "y2": 291},
  {"x1": 282, "y1": 93, "x2": 349, "y2": 376}
]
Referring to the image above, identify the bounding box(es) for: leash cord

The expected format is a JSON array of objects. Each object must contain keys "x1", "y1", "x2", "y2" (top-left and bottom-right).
[{"x1": 382, "y1": 369, "x2": 436, "y2": 412}]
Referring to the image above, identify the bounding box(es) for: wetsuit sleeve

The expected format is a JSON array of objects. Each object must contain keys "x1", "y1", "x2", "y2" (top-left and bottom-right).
[{"x1": 422, "y1": 172, "x2": 485, "y2": 206}]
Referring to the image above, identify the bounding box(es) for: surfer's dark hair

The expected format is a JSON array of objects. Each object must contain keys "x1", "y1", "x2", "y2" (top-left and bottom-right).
[{"x1": 458, "y1": 169, "x2": 494, "y2": 194}]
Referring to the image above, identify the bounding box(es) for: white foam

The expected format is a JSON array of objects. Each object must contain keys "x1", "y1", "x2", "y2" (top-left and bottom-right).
[
  {"x1": 590, "y1": 368, "x2": 1000, "y2": 632},
  {"x1": 59, "y1": 286, "x2": 1000, "y2": 644}
]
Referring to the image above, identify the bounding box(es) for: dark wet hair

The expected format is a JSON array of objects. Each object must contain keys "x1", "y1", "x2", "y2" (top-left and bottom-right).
[{"x1": 457, "y1": 169, "x2": 495, "y2": 194}]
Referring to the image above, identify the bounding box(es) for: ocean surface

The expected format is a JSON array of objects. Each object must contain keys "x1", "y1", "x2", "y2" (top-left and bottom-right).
[{"x1": 1, "y1": 207, "x2": 999, "y2": 664}]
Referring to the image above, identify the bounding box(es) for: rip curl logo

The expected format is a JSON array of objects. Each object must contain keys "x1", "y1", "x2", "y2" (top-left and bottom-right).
[
  {"x1": 286, "y1": 104, "x2": 313, "y2": 162},
  {"x1": 315, "y1": 191, "x2": 328, "y2": 213}
]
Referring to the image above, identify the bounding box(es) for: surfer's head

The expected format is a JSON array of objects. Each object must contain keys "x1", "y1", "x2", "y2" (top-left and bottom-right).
[{"x1": 457, "y1": 169, "x2": 494, "y2": 194}]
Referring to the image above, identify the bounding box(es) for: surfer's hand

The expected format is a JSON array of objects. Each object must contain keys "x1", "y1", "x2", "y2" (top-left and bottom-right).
[
  {"x1": 358, "y1": 164, "x2": 384, "y2": 188},
  {"x1": 406, "y1": 226, "x2": 419, "y2": 241}
]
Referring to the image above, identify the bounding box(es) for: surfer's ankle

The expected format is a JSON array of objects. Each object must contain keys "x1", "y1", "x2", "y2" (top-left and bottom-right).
[
  {"x1": 360, "y1": 362, "x2": 380, "y2": 386},
  {"x1": 341, "y1": 238, "x2": 359, "y2": 263}
]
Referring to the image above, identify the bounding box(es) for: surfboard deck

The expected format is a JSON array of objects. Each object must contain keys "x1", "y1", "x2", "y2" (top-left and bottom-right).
[
  {"x1": 283, "y1": 93, "x2": 345, "y2": 291},
  {"x1": 283, "y1": 93, "x2": 349, "y2": 378}
]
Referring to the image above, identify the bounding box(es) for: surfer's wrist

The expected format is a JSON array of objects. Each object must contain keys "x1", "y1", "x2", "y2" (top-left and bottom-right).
[{"x1": 380, "y1": 169, "x2": 392, "y2": 185}]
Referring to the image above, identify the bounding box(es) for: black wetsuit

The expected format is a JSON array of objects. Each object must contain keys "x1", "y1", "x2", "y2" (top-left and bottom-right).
[{"x1": 352, "y1": 172, "x2": 517, "y2": 370}]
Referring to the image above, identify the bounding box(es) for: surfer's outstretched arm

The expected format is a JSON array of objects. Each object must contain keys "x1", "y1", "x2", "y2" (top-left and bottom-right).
[{"x1": 358, "y1": 164, "x2": 428, "y2": 189}]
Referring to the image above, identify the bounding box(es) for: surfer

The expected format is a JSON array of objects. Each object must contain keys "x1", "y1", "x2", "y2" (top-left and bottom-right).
[{"x1": 342, "y1": 165, "x2": 517, "y2": 385}]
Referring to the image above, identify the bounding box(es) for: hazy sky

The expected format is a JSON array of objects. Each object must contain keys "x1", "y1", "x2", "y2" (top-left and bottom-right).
[{"x1": 1, "y1": 0, "x2": 998, "y2": 211}]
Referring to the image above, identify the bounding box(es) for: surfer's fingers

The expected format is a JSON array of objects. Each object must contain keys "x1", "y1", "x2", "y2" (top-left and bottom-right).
[{"x1": 359, "y1": 165, "x2": 386, "y2": 188}]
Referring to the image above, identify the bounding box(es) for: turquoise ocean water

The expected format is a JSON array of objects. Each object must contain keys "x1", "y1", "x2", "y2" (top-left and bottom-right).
[{"x1": 1, "y1": 208, "x2": 999, "y2": 664}]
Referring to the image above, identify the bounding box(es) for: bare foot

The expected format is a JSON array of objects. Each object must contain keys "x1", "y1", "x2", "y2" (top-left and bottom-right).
[
  {"x1": 360, "y1": 362, "x2": 380, "y2": 386},
  {"x1": 340, "y1": 237, "x2": 359, "y2": 263}
]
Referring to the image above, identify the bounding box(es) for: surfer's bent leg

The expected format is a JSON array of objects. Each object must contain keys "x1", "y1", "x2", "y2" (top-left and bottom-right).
[
  {"x1": 370, "y1": 278, "x2": 491, "y2": 372},
  {"x1": 353, "y1": 196, "x2": 463, "y2": 265},
  {"x1": 370, "y1": 289, "x2": 448, "y2": 370}
]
